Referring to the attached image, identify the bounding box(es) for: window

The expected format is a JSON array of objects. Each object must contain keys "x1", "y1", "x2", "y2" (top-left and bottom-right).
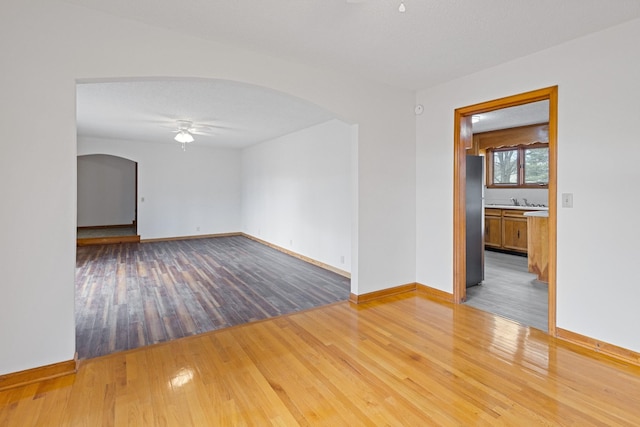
[{"x1": 488, "y1": 144, "x2": 548, "y2": 187}]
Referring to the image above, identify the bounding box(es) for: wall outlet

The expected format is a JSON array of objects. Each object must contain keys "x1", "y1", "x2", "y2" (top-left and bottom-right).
[
  {"x1": 196, "y1": 226, "x2": 200, "y2": 232},
  {"x1": 562, "y1": 193, "x2": 573, "y2": 208},
  {"x1": 340, "y1": 255, "x2": 345, "y2": 264}
]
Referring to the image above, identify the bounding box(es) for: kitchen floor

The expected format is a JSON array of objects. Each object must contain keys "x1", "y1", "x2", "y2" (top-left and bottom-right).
[{"x1": 465, "y1": 250, "x2": 548, "y2": 331}]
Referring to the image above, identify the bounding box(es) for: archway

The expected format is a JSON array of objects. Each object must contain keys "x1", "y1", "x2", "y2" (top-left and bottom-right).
[
  {"x1": 75, "y1": 77, "x2": 356, "y2": 358},
  {"x1": 77, "y1": 154, "x2": 139, "y2": 245}
]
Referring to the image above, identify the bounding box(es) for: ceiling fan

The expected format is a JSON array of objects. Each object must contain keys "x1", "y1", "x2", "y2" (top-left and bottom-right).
[
  {"x1": 139, "y1": 115, "x2": 234, "y2": 150},
  {"x1": 171, "y1": 119, "x2": 226, "y2": 151},
  {"x1": 173, "y1": 120, "x2": 196, "y2": 150}
]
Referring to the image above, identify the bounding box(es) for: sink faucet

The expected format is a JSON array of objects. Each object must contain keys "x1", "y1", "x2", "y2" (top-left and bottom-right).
[
  {"x1": 522, "y1": 198, "x2": 529, "y2": 206},
  {"x1": 510, "y1": 197, "x2": 519, "y2": 206}
]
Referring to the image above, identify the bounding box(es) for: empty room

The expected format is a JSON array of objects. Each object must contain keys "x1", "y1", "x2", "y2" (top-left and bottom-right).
[
  {"x1": 2, "y1": 1, "x2": 640, "y2": 425},
  {"x1": 74, "y1": 79, "x2": 354, "y2": 359}
]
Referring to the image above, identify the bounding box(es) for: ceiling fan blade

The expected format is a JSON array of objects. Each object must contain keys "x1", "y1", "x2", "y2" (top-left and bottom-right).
[{"x1": 193, "y1": 123, "x2": 237, "y2": 131}]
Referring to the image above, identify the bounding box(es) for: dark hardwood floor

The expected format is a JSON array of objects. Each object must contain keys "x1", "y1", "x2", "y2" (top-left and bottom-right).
[
  {"x1": 465, "y1": 250, "x2": 548, "y2": 331},
  {"x1": 75, "y1": 236, "x2": 350, "y2": 359}
]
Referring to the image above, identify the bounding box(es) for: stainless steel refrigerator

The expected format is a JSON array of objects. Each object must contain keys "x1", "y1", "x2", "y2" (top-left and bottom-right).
[{"x1": 466, "y1": 155, "x2": 484, "y2": 287}]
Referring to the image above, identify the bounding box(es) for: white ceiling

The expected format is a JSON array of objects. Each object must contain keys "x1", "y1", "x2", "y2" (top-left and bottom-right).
[
  {"x1": 72, "y1": 0, "x2": 640, "y2": 148},
  {"x1": 77, "y1": 80, "x2": 336, "y2": 148},
  {"x1": 65, "y1": 0, "x2": 640, "y2": 90},
  {"x1": 77, "y1": 80, "x2": 548, "y2": 147},
  {"x1": 472, "y1": 101, "x2": 549, "y2": 133}
]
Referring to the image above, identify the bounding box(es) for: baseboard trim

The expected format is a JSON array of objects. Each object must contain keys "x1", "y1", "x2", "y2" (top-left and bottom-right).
[
  {"x1": 242, "y1": 233, "x2": 350, "y2": 279},
  {"x1": 0, "y1": 356, "x2": 77, "y2": 391},
  {"x1": 416, "y1": 283, "x2": 456, "y2": 303},
  {"x1": 556, "y1": 328, "x2": 640, "y2": 367},
  {"x1": 77, "y1": 223, "x2": 133, "y2": 230},
  {"x1": 77, "y1": 235, "x2": 140, "y2": 246},
  {"x1": 349, "y1": 283, "x2": 455, "y2": 304},
  {"x1": 349, "y1": 283, "x2": 417, "y2": 304},
  {"x1": 141, "y1": 232, "x2": 242, "y2": 243}
]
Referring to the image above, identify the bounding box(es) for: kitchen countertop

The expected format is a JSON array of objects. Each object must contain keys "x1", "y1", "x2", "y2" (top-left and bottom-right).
[
  {"x1": 523, "y1": 210, "x2": 549, "y2": 217},
  {"x1": 485, "y1": 204, "x2": 548, "y2": 211}
]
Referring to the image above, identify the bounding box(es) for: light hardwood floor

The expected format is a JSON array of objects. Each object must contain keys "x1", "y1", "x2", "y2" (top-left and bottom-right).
[
  {"x1": 76, "y1": 226, "x2": 137, "y2": 238},
  {"x1": 465, "y1": 250, "x2": 548, "y2": 331},
  {"x1": 2, "y1": 293, "x2": 639, "y2": 426}
]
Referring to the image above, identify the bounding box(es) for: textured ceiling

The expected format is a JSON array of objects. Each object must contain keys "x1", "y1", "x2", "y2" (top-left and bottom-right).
[
  {"x1": 77, "y1": 79, "x2": 548, "y2": 148},
  {"x1": 77, "y1": 80, "x2": 336, "y2": 148},
  {"x1": 72, "y1": 1, "x2": 638, "y2": 147},
  {"x1": 65, "y1": 0, "x2": 640, "y2": 90},
  {"x1": 472, "y1": 101, "x2": 549, "y2": 133}
]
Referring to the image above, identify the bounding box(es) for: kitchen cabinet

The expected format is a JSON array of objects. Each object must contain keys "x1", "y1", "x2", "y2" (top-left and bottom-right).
[
  {"x1": 526, "y1": 213, "x2": 549, "y2": 282},
  {"x1": 502, "y1": 211, "x2": 528, "y2": 252},
  {"x1": 484, "y1": 208, "x2": 532, "y2": 254},
  {"x1": 484, "y1": 208, "x2": 502, "y2": 249}
]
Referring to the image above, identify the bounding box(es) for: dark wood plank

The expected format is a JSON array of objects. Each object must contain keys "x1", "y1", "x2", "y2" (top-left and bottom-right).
[{"x1": 75, "y1": 236, "x2": 350, "y2": 359}]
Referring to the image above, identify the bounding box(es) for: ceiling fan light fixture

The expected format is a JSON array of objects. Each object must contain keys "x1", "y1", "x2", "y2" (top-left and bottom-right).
[{"x1": 174, "y1": 130, "x2": 194, "y2": 144}]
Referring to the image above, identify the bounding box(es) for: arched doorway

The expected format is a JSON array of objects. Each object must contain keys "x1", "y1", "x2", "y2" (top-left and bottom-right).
[
  {"x1": 75, "y1": 78, "x2": 355, "y2": 358},
  {"x1": 77, "y1": 154, "x2": 139, "y2": 245}
]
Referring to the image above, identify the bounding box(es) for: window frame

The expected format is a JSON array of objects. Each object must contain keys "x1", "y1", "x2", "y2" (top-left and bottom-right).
[{"x1": 486, "y1": 142, "x2": 549, "y2": 188}]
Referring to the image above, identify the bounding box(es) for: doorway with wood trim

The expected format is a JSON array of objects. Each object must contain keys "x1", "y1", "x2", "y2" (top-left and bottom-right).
[{"x1": 453, "y1": 86, "x2": 558, "y2": 335}]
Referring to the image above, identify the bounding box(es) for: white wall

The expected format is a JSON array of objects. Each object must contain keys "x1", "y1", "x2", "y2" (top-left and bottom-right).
[
  {"x1": 3, "y1": 0, "x2": 638, "y2": 377},
  {"x1": 242, "y1": 120, "x2": 353, "y2": 272},
  {"x1": 485, "y1": 188, "x2": 548, "y2": 207},
  {"x1": 77, "y1": 154, "x2": 136, "y2": 227},
  {"x1": 78, "y1": 137, "x2": 241, "y2": 239},
  {"x1": 416, "y1": 18, "x2": 640, "y2": 353},
  {"x1": 0, "y1": 0, "x2": 415, "y2": 374}
]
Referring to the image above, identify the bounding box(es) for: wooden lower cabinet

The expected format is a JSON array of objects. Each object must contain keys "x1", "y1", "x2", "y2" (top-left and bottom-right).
[
  {"x1": 484, "y1": 208, "x2": 531, "y2": 254},
  {"x1": 502, "y1": 216, "x2": 528, "y2": 252},
  {"x1": 527, "y1": 215, "x2": 549, "y2": 282},
  {"x1": 484, "y1": 209, "x2": 502, "y2": 249}
]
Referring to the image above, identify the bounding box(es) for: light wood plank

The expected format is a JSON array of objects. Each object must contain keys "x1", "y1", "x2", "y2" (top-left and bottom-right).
[
  {"x1": 3, "y1": 294, "x2": 640, "y2": 425},
  {"x1": 349, "y1": 282, "x2": 416, "y2": 303},
  {"x1": 0, "y1": 359, "x2": 76, "y2": 392}
]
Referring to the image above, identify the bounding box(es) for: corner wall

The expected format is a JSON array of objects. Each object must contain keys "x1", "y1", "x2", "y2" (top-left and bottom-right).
[
  {"x1": 416, "y1": 18, "x2": 640, "y2": 353},
  {"x1": 0, "y1": 0, "x2": 415, "y2": 374},
  {"x1": 241, "y1": 120, "x2": 353, "y2": 272},
  {"x1": 78, "y1": 137, "x2": 241, "y2": 239}
]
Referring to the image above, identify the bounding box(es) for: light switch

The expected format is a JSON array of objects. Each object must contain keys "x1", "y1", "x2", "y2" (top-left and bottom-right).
[{"x1": 562, "y1": 193, "x2": 573, "y2": 208}]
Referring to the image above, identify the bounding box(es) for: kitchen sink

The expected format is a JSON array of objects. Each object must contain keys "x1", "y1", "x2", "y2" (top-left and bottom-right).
[{"x1": 485, "y1": 203, "x2": 547, "y2": 209}]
